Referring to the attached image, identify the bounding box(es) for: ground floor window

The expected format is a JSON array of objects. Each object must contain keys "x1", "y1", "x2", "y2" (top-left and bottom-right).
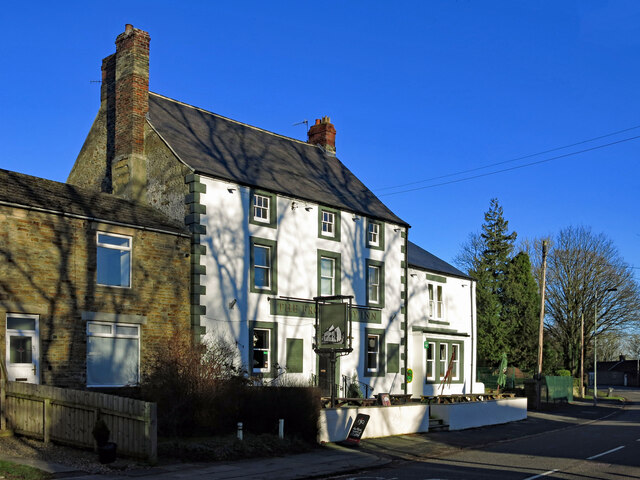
[
  {"x1": 364, "y1": 328, "x2": 386, "y2": 377},
  {"x1": 87, "y1": 322, "x2": 139, "y2": 387},
  {"x1": 253, "y1": 328, "x2": 271, "y2": 372},
  {"x1": 367, "y1": 334, "x2": 379, "y2": 372},
  {"x1": 424, "y1": 338, "x2": 463, "y2": 384}
]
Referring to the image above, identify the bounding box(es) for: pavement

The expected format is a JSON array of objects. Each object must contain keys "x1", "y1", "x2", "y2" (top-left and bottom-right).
[{"x1": 0, "y1": 395, "x2": 629, "y2": 480}]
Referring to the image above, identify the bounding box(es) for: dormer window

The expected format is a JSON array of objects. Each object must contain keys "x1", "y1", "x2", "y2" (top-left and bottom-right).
[
  {"x1": 318, "y1": 207, "x2": 341, "y2": 241},
  {"x1": 428, "y1": 284, "x2": 444, "y2": 320},
  {"x1": 322, "y1": 211, "x2": 335, "y2": 237}
]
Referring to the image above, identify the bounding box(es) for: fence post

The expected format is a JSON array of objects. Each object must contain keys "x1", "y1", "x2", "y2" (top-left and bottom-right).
[
  {"x1": 0, "y1": 380, "x2": 5, "y2": 432},
  {"x1": 144, "y1": 402, "x2": 157, "y2": 464},
  {"x1": 43, "y1": 398, "x2": 52, "y2": 444}
]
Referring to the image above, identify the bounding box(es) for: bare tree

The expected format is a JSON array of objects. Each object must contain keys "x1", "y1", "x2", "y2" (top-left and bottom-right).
[{"x1": 541, "y1": 226, "x2": 640, "y2": 374}]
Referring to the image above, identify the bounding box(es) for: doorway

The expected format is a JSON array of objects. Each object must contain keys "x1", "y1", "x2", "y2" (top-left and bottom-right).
[
  {"x1": 6, "y1": 314, "x2": 40, "y2": 383},
  {"x1": 317, "y1": 354, "x2": 340, "y2": 396}
]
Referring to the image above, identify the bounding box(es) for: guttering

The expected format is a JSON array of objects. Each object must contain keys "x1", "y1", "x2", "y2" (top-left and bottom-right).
[{"x1": 0, "y1": 200, "x2": 190, "y2": 238}]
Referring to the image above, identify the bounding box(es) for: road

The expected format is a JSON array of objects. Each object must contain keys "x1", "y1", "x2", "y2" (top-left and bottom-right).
[{"x1": 329, "y1": 388, "x2": 640, "y2": 480}]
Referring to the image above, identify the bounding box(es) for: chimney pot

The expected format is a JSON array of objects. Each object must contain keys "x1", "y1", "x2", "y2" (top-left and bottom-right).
[{"x1": 125, "y1": 24, "x2": 133, "y2": 33}]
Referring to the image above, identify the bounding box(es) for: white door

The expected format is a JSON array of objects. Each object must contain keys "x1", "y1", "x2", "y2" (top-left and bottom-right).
[{"x1": 6, "y1": 314, "x2": 40, "y2": 384}]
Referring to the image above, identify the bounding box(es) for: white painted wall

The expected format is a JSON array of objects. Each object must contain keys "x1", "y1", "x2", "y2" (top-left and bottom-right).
[
  {"x1": 407, "y1": 267, "x2": 482, "y2": 395},
  {"x1": 318, "y1": 404, "x2": 430, "y2": 443},
  {"x1": 430, "y1": 398, "x2": 527, "y2": 430},
  {"x1": 198, "y1": 177, "x2": 406, "y2": 394}
]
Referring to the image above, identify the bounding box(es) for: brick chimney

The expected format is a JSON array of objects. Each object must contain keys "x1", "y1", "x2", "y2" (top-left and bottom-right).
[
  {"x1": 307, "y1": 116, "x2": 336, "y2": 153},
  {"x1": 101, "y1": 24, "x2": 150, "y2": 203}
]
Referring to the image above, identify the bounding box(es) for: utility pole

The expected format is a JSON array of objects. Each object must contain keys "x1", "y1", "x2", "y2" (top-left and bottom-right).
[
  {"x1": 580, "y1": 313, "x2": 584, "y2": 398},
  {"x1": 536, "y1": 240, "x2": 548, "y2": 409}
]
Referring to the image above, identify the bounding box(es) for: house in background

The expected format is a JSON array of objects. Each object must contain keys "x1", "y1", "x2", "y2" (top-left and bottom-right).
[
  {"x1": 0, "y1": 169, "x2": 190, "y2": 389},
  {"x1": 594, "y1": 356, "x2": 640, "y2": 387},
  {"x1": 407, "y1": 241, "x2": 484, "y2": 396},
  {"x1": 67, "y1": 25, "x2": 410, "y2": 395}
]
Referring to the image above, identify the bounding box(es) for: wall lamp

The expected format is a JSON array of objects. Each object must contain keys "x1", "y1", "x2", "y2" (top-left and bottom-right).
[
  {"x1": 305, "y1": 206, "x2": 313, "y2": 212},
  {"x1": 394, "y1": 228, "x2": 401, "y2": 233},
  {"x1": 352, "y1": 215, "x2": 361, "y2": 222},
  {"x1": 227, "y1": 188, "x2": 236, "y2": 194},
  {"x1": 291, "y1": 202, "x2": 298, "y2": 211},
  {"x1": 228, "y1": 299, "x2": 237, "y2": 310}
]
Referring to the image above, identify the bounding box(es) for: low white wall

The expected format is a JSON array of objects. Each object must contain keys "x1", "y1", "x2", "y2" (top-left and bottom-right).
[
  {"x1": 430, "y1": 397, "x2": 527, "y2": 431},
  {"x1": 318, "y1": 404, "x2": 430, "y2": 443}
]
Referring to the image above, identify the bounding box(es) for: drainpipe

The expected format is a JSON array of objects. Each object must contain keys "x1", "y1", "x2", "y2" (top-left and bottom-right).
[{"x1": 469, "y1": 279, "x2": 475, "y2": 393}]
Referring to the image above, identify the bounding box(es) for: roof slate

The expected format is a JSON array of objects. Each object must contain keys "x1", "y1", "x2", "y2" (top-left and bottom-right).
[
  {"x1": 408, "y1": 240, "x2": 470, "y2": 279},
  {"x1": 147, "y1": 93, "x2": 408, "y2": 226},
  {"x1": 0, "y1": 169, "x2": 187, "y2": 235}
]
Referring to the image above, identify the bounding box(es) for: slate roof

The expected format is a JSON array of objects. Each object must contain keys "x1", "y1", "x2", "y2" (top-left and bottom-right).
[
  {"x1": 0, "y1": 169, "x2": 188, "y2": 235},
  {"x1": 147, "y1": 93, "x2": 408, "y2": 227},
  {"x1": 408, "y1": 240, "x2": 470, "y2": 279}
]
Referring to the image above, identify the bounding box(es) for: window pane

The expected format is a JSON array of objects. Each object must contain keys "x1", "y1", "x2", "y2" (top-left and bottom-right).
[
  {"x1": 97, "y1": 248, "x2": 130, "y2": 287},
  {"x1": 9, "y1": 336, "x2": 32, "y2": 364},
  {"x1": 98, "y1": 234, "x2": 130, "y2": 248},
  {"x1": 254, "y1": 246, "x2": 269, "y2": 267},
  {"x1": 253, "y1": 329, "x2": 269, "y2": 349},
  {"x1": 321, "y1": 277, "x2": 333, "y2": 295},
  {"x1": 7, "y1": 317, "x2": 36, "y2": 331},
  {"x1": 255, "y1": 267, "x2": 269, "y2": 288},
  {"x1": 87, "y1": 336, "x2": 139, "y2": 386},
  {"x1": 87, "y1": 323, "x2": 112, "y2": 334},
  {"x1": 321, "y1": 257, "x2": 334, "y2": 277},
  {"x1": 253, "y1": 349, "x2": 269, "y2": 369},
  {"x1": 369, "y1": 266, "x2": 379, "y2": 284},
  {"x1": 115, "y1": 325, "x2": 138, "y2": 336}
]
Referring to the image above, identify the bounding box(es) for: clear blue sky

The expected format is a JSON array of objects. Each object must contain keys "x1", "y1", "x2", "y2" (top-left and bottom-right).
[{"x1": 1, "y1": 1, "x2": 639, "y2": 280}]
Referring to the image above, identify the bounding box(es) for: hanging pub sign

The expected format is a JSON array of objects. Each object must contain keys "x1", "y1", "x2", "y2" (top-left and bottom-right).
[{"x1": 314, "y1": 295, "x2": 353, "y2": 353}]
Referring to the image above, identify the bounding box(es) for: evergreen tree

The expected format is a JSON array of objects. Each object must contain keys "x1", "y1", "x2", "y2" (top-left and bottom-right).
[
  {"x1": 502, "y1": 252, "x2": 540, "y2": 372},
  {"x1": 468, "y1": 199, "x2": 518, "y2": 365}
]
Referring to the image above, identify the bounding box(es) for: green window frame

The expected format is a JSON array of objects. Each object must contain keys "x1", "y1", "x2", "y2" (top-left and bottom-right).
[
  {"x1": 249, "y1": 189, "x2": 277, "y2": 228},
  {"x1": 250, "y1": 237, "x2": 278, "y2": 295},
  {"x1": 387, "y1": 343, "x2": 400, "y2": 374},
  {"x1": 366, "y1": 219, "x2": 384, "y2": 251},
  {"x1": 285, "y1": 338, "x2": 303, "y2": 373},
  {"x1": 424, "y1": 339, "x2": 464, "y2": 384},
  {"x1": 364, "y1": 327, "x2": 386, "y2": 377},
  {"x1": 317, "y1": 250, "x2": 342, "y2": 297},
  {"x1": 250, "y1": 321, "x2": 279, "y2": 377},
  {"x1": 318, "y1": 207, "x2": 341, "y2": 242},
  {"x1": 366, "y1": 259, "x2": 385, "y2": 308}
]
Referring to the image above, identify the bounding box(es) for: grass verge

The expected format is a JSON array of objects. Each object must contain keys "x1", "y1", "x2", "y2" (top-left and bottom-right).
[
  {"x1": 158, "y1": 433, "x2": 316, "y2": 462},
  {"x1": 0, "y1": 460, "x2": 51, "y2": 480}
]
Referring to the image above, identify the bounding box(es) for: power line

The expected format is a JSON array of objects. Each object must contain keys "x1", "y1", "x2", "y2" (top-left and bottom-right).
[
  {"x1": 375, "y1": 124, "x2": 640, "y2": 193},
  {"x1": 378, "y1": 134, "x2": 640, "y2": 197}
]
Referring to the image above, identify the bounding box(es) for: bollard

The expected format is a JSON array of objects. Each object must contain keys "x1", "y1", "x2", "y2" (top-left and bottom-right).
[
  {"x1": 237, "y1": 422, "x2": 243, "y2": 441},
  {"x1": 278, "y1": 419, "x2": 284, "y2": 439}
]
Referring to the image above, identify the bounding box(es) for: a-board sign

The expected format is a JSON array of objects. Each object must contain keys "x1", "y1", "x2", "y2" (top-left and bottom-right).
[
  {"x1": 379, "y1": 393, "x2": 391, "y2": 406},
  {"x1": 342, "y1": 413, "x2": 370, "y2": 446}
]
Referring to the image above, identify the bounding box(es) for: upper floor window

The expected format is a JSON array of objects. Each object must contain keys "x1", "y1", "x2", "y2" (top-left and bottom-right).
[
  {"x1": 366, "y1": 219, "x2": 384, "y2": 250},
  {"x1": 428, "y1": 284, "x2": 444, "y2": 319},
  {"x1": 322, "y1": 211, "x2": 335, "y2": 237},
  {"x1": 253, "y1": 194, "x2": 270, "y2": 223},
  {"x1": 250, "y1": 237, "x2": 277, "y2": 295},
  {"x1": 318, "y1": 207, "x2": 341, "y2": 241},
  {"x1": 366, "y1": 259, "x2": 385, "y2": 307},
  {"x1": 250, "y1": 190, "x2": 277, "y2": 228},
  {"x1": 320, "y1": 257, "x2": 335, "y2": 296},
  {"x1": 97, "y1": 232, "x2": 131, "y2": 288}
]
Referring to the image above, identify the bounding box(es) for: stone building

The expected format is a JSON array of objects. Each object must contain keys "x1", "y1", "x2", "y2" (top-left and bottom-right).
[
  {"x1": 0, "y1": 169, "x2": 190, "y2": 388},
  {"x1": 68, "y1": 24, "x2": 411, "y2": 395}
]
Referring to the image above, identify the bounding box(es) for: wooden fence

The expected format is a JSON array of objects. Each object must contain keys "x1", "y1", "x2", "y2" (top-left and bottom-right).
[{"x1": 0, "y1": 380, "x2": 156, "y2": 461}]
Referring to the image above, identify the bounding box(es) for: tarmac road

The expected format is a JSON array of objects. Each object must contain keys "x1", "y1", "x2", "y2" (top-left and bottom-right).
[{"x1": 331, "y1": 387, "x2": 640, "y2": 480}]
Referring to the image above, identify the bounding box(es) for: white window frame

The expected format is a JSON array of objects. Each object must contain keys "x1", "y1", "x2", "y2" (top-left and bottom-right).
[
  {"x1": 451, "y1": 344, "x2": 460, "y2": 381},
  {"x1": 366, "y1": 334, "x2": 380, "y2": 373},
  {"x1": 253, "y1": 244, "x2": 271, "y2": 290},
  {"x1": 438, "y1": 343, "x2": 448, "y2": 379},
  {"x1": 96, "y1": 232, "x2": 132, "y2": 288},
  {"x1": 428, "y1": 283, "x2": 444, "y2": 320},
  {"x1": 425, "y1": 341, "x2": 436, "y2": 381},
  {"x1": 253, "y1": 328, "x2": 271, "y2": 373},
  {"x1": 320, "y1": 256, "x2": 335, "y2": 296},
  {"x1": 253, "y1": 194, "x2": 270, "y2": 223},
  {"x1": 368, "y1": 222, "x2": 380, "y2": 246},
  {"x1": 368, "y1": 265, "x2": 380, "y2": 305},
  {"x1": 321, "y1": 211, "x2": 335, "y2": 237},
  {"x1": 86, "y1": 321, "x2": 140, "y2": 387}
]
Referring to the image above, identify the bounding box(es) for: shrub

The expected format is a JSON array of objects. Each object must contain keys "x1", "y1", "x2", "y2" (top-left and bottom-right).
[
  {"x1": 140, "y1": 331, "x2": 247, "y2": 436},
  {"x1": 555, "y1": 369, "x2": 572, "y2": 377}
]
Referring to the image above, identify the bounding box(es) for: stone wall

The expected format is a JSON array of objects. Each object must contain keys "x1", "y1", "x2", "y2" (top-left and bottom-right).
[{"x1": 0, "y1": 203, "x2": 191, "y2": 388}]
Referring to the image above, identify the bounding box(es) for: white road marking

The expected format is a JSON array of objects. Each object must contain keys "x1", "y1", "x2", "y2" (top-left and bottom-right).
[
  {"x1": 522, "y1": 469, "x2": 559, "y2": 480},
  {"x1": 587, "y1": 445, "x2": 625, "y2": 460}
]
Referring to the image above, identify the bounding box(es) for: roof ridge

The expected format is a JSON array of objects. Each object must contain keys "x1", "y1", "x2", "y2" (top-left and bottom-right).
[{"x1": 149, "y1": 92, "x2": 321, "y2": 150}]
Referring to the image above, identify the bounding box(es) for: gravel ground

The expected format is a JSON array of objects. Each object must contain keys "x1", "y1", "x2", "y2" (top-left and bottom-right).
[{"x1": 0, "y1": 435, "x2": 154, "y2": 475}]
